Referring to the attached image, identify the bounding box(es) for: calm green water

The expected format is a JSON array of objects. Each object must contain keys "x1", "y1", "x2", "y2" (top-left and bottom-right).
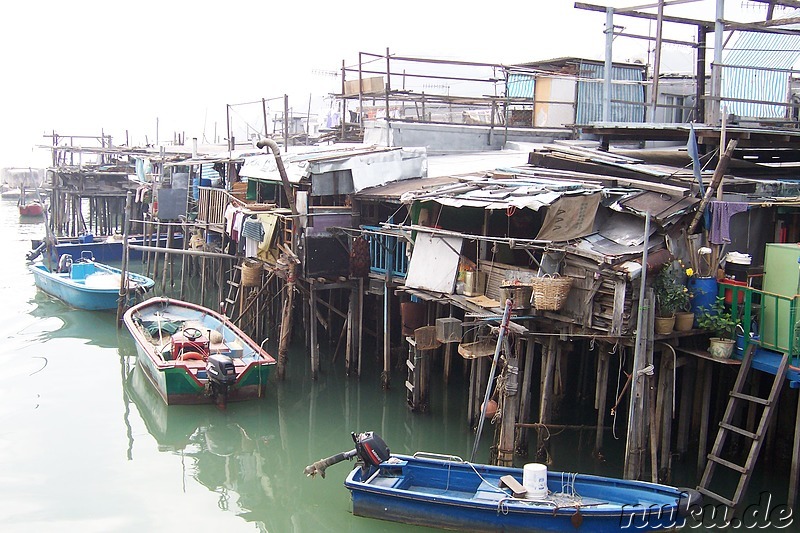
[
  {"x1": 0, "y1": 198, "x2": 484, "y2": 532},
  {"x1": 3, "y1": 197, "x2": 799, "y2": 532}
]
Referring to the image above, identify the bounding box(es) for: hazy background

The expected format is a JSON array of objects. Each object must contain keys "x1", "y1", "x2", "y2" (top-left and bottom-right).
[{"x1": 0, "y1": 0, "x2": 788, "y2": 167}]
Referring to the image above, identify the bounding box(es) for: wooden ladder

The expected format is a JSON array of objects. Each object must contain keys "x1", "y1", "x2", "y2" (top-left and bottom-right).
[
  {"x1": 405, "y1": 336, "x2": 421, "y2": 410},
  {"x1": 697, "y1": 343, "x2": 790, "y2": 509},
  {"x1": 223, "y1": 262, "x2": 242, "y2": 320}
]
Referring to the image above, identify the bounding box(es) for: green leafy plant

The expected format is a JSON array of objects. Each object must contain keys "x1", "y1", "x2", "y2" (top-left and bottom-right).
[
  {"x1": 696, "y1": 297, "x2": 737, "y2": 340},
  {"x1": 654, "y1": 264, "x2": 691, "y2": 318}
]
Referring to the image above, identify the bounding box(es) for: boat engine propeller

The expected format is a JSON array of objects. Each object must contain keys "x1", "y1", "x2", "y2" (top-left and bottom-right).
[
  {"x1": 205, "y1": 353, "x2": 237, "y2": 404},
  {"x1": 304, "y1": 431, "x2": 390, "y2": 479}
]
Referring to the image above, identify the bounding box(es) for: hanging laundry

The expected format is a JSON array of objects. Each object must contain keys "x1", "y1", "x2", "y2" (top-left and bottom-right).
[{"x1": 709, "y1": 201, "x2": 749, "y2": 244}]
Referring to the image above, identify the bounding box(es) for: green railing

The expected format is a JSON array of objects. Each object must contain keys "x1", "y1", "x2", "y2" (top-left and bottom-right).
[{"x1": 723, "y1": 282, "x2": 799, "y2": 356}]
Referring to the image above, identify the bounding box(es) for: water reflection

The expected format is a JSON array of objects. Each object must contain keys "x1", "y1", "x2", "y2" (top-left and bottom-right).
[
  {"x1": 25, "y1": 292, "x2": 120, "y2": 348},
  {"x1": 124, "y1": 363, "x2": 281, "y2": 530}
]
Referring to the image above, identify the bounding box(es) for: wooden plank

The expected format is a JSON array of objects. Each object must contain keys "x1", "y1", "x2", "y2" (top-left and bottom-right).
[
  {"x1": 611, "y1": 278, "x2": 627, "y2": 336},
  {"x1": 499, "y1": 475, "x2": 527, "y2": 498}
]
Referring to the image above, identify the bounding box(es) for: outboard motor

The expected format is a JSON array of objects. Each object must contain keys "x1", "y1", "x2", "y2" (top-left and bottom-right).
[
  {"x1": 304, "y1": 431, "x2": 390, "y2": 479},
  {"x1": 57, "y1": 254, "x2": 73, "y2": 273},
  {"x1": 206, "y1": 353, "x2": 236, "y2": 405},
  {"x1": 353, "y1": 431, "x2": 390, "y2": 476}
]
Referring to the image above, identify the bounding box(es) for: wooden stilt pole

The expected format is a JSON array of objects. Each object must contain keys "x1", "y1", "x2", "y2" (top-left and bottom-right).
[
  {"x1": 152, "y1": 222, "x2": 162, "y2": 282},
  {"x1": 497, "y1": 336, "x2": 520, "y2": 467},
  {"x1": 310, "y1": 284, "x2": 319, "y2": 379},
  {"x1": 116, "y1": 191, "x2": 133, "y2": 326},
  {"x1": 594, "y1": 347, "x2": 611, "y2": 455},
  {"x1": 537, "y1": 336, "x2": 557, "y2": 459},
  {"x1": 676, "y1": 357, "x2": 695, "y2": 455},
  {"x1": 659, "y1": 348, "x2": 675, "y2": 481},
  {"x1": 381, "y1": 279, "x2": 392, "y2": 389},
  {"x1": 160, "y1": 224, "x2": 173, "y2": 293},
  {"x1": 697, "y1": 359, "x2": 713, "y2": 477},
  {"x1": 345, "y1": 285, "x2": 354, "y2": 376},
  {"x1": 515, "y1": 337, "x2": 535, "y2": 456},
  {"x1": 357, "y1": 278, "x2": 363, "y2": 378},
  {"x1": 277, "y1": 263, "x2": 296, "y2": 380}
]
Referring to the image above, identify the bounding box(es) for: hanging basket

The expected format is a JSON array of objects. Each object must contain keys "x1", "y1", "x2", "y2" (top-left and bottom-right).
[
  {"x1": 530, "y1": 274, "x2": 573, "y2": 311},
  {"x1": 241, "y1": 259, "x2": 263, "y2": 287}
]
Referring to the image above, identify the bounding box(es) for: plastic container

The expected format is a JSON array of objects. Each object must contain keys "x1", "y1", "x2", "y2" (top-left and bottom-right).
[
  {"x1": 523, "y1": 463, "x2": 548, "y2": 500},
  {"x1": 463, "y1": 270, "x2": 486, "y2": 297},
  {"x1": 725, "y1": 252, "x2": 752, "y2": 282},
  {"x1": 688, "y1": 276, "x2": 718, "y2": 326},
  {"x1": 720, "y1": 279, "x2": 746, "y2": 305},
  {"x1": 435, "y1": 317, "x2": 462, "y2": 343}
]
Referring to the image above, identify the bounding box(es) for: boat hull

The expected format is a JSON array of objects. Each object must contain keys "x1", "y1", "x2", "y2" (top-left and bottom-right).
[
  {"x1": 29, "y1": 262, "x2": 155, "y2": 310},
  {"x1": 34, "y1": 234, "x2": 185, "y2": 262},
  {"x1": 19, "y1": 203, "x2": 43, "y2": 216},
  {"x1": 124, "y1": 297, "x2": 276, "y2": 405},
  {"x1": 345, "y1": 455, "x2": 692, "y2": 532}
]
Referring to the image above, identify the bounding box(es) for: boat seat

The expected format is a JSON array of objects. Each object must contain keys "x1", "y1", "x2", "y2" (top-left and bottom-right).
[{"x1": 178, "y1": 359, "x2": 206, "y2": 369}]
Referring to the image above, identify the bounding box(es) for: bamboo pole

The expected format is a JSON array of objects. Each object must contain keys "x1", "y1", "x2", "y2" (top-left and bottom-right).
[
  {"x1": 687, "y1": 139, "x2": 739, "y2": 234},
  {"x1": 116, "y1": 191, "x2": 133, "y2": 326},
  {"x1": 471, "y1": 298, "x2": 512, "y2": 462},
  {"x1": 625, "y1": 210, "x2": 652, "y2": 480}
]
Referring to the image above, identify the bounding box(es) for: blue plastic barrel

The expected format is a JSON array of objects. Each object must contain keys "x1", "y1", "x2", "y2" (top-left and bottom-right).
[{"x1": 688, "y1": 276, "x2": 718, "y2": 326}]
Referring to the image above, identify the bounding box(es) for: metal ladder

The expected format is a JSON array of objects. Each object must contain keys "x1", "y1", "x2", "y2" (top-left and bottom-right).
[{"x1": 697, "y1": 343, "x2": 790, "y2": 509}]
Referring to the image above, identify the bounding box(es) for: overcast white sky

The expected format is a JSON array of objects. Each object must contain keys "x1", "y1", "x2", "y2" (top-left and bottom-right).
[{"x1": 0, "y1": 0, "x2": 790, "y2": 167}]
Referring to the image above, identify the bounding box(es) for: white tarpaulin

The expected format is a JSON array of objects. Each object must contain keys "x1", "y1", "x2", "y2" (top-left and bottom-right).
[
  {"x1": 404, "y1": 234, "x2": 463, "y2": 294},
  {"x1": 239, "y1": 147, "x2": 427, "y2": 193},
  {"x1": 238, "y1": 155, "x2": 307, "y2": 184}
]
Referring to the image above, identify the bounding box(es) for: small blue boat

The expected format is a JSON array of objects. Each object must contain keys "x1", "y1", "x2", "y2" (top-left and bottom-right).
[
  {"x1": 29, "y1": 255, "x2": 155, "y2": 310},
  {"x1": 306, "y1": 432, "x2": 701, "y2": 532},
  {"x1": 29, "y1": 233, "x2": 185, "y2": 263}
]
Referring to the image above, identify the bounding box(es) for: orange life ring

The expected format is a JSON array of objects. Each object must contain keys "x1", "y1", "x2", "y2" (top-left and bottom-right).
[{"x1": 179, "y1": 351, "x2": 205, "y2": 361}]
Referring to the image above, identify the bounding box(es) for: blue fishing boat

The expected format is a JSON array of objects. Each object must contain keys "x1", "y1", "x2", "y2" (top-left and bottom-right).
[
  {"x1": 305, "y1": 432, "x2": 701, "y2": 532},
  {"x1": 123, "y1": 297, "x2": 276, "y2": 406},
  {"x1": 28, "y1": 233, "x2": 185, "y2": 263},
  {"x1": 28, "y1": 254, "x2": 155, "y2": 310}
]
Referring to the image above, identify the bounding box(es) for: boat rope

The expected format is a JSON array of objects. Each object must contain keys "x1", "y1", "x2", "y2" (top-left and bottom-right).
[
  {"x1": 558, "y1": 472, "x2": 579, "y2": 499},
  {"x1": 29, "y1": 356, "x2": 48, "y2": 376},
  {"x1": 465, "y1": 461, "x2": 513, "y2": 500},
  {"x1": 611, "y1": 345, "x2": 627, "y2": 440}
]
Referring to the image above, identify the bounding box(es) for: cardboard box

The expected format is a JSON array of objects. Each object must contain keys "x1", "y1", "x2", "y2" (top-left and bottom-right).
[{"x1": 344, "y1": 76, "x2": 385, "y2": 96}]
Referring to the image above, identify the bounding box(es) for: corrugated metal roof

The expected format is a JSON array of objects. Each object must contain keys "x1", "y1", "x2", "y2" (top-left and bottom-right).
[
  {"x1": 721, "y1": 31, "x2": 800, "y2": 118},
  {"x1": 507, "y1": 73, "x2": 536, "y2": 98},
  {"x1": 576, "y1": 61, "x2": 646, "y2": 124},
  {"x1": 397, "y1": 173, "x2": 602, "y2": 210}
]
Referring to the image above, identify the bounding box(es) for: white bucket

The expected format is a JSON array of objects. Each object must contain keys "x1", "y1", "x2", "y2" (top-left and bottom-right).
[{"x1": 522, "y1": 463, "x2": 548, "y2": 500}]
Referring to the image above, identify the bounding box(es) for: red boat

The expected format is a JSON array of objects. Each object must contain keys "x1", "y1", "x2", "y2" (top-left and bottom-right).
[
  {"x1": 17, "y1": 187, "x2": 44, "y2": 217},
  {"x1": 18, "y1": 201, "x2": 44, "y2": 216}
]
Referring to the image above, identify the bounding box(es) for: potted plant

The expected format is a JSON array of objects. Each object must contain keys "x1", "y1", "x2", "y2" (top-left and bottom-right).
[
  {"x1": 674, "y1": 270, "x2": 694, "y2": 331},
  {"x1": 654, "y1": 264, "x2": 690, "y2": 334},
  {"x1": 696, "y1": 296, "x2": 737, "y2": 358}
]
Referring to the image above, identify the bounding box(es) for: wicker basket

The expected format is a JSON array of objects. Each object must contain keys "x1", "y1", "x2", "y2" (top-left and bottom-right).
[
  {"x1": 531, "y1": 274, "x2": 573, "y2": 311},
  {"x1": 241, "y1": 259, "x2": 263, "y2": 287}
]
